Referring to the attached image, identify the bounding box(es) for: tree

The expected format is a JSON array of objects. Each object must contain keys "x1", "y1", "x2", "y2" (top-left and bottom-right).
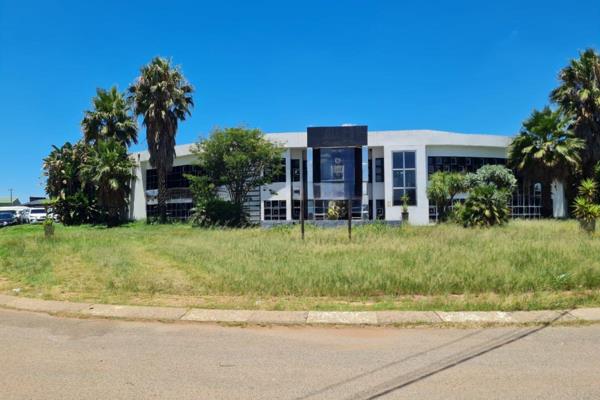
[
  {"x1": 81, "y1": 139, "x2": 135, "y2": 227},
  {"x1": 426, "y1": 172, "x2": 467, "y2": 222},
  {"x1": 508, "y1": 107, "x2": 584, "y2": 215},
  {"x1": 43, "y1": 141, "x2": 97, "y2": 225},
  {"x1": 128, "y1": 57, "x2": 194, "y2": 223},
  {"x1": 465, "y1": 164, "x2": 517, "y2": 192},
  {"x1": 193, "y1": 127, "x2": 284, "y2": 208},
  {"x1": 81, "y1": 86, "x2": 138, "y2": 147},
  {"x1": 550, "y1": 48, "x2": 600, "y2": 177},
  {"x1": 454, "y1": 165, "x2": 517, "y2": 227}
]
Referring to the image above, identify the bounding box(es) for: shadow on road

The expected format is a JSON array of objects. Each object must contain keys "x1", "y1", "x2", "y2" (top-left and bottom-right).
[{"x1": 297, "y1": 311, "x2": 570, "y2": 400}]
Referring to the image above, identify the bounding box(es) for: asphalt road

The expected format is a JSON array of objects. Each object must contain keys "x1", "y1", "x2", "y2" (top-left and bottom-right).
[{"x1": 1, "y1": 308, "x2": 599, "y2": 399}]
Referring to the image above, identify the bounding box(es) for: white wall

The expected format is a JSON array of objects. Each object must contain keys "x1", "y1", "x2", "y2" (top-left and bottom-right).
[{"x1": 383, "y1": 144, "x2": 429, "y2": 224}]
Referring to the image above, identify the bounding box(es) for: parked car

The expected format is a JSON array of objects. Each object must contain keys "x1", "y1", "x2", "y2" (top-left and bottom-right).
[
  {"x1": 0, "y1": 211, "x2": 18, "y2": 227},
  {"x1": 28, "y1": 208, "x2": 47, "y2": 223},
  {"x1": 0, "y1": 206, "x2": 30, "y2": 224},
  {"x1": 17, "y1": 209, "x2": 30, "y2": 224}
]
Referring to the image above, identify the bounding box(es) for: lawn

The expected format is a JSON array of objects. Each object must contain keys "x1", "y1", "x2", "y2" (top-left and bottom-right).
[{"x1": 1, "y1": 220, "x2": 600, "y2": 311}]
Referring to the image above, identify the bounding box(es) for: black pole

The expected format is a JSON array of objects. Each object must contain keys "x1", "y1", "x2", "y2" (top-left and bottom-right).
[
  {"x1": 347, "y1": 199, "x2": 352, "y2": 240},
  {"x1": 300, "y1": 150, "x2": 305, "y2": 240}
]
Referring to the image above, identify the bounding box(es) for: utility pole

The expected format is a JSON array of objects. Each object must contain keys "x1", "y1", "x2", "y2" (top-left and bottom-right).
[
  {"x1": 347, "y1": 198, "x2": 352, "y2": 240},
  {"x1": 9, "y1": 188, "x2": 13, "y2": 204},
  {"x1": 300, "y1": 150, "x2": 305, "y2": 240}
]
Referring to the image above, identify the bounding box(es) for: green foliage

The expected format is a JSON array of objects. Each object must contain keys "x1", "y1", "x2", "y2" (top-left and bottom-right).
[
  {"x1": 81, "y1": 86, "x2": 138, "y2": 147},
  {"x1": 129, "y1": 57, "x2": 194, "y2": 223},
  {"x1": 43, "y1": 141, "x2": 98, "y2": 225},
  {"x1": 186, "y1": 174, "x2": 248, "y2": 228},
  {"x1": 508, "y1": 107, "x2": 583, "y2": 182},
  {"x1": 80, "y1": 138, "x2": 135, "y2": 227},
  {"x1": 573, "y1": 179, "x2": 600, "y2": 232},
  {"x1": 427, "y1": 172, "x2": 467, "y2": 221},
  {"x1": 186, "y1": 174, "x2": 217, "y2": 208},
  {"x1": 465, "y1": 164, "x2": 517, "y2": 192},
  {"x1": 453, "y1": 165, "x2": 516, "y2": 227},
  {"x1": 193, "y1": 126, "x2": 284, "y2": 207},
  {"x1": 327, "y1": 201, "x2": 345, "y2": 220},
  {"x1": 551, "y1": 48, "x2": 600, "y2": 177},
  {"x1": 455, "y1": 184, "x2": 511, "y2": 227},
  {"x1": 189, "y1": 199, "x2": 248, "y2": 228}
]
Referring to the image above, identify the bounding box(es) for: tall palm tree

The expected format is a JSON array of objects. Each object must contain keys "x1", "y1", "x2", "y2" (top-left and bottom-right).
[
  {"x1": 81, "y1": 86, "x2": 138, "y2": 147},
  {"x1": 550, "y1": 48, "x2": 600, "y2": 177},
  {"x1": 81, "y1": 139, "x2": 135, "y2": 227},
  {"x1": 508, "y1": 107, "x2": 584, "y2": 216},
  {"x1": 128, "y1": 57, "x2": 194, "y2": 222}
]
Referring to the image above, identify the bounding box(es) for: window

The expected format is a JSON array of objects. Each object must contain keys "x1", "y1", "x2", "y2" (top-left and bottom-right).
[
  {"x1": 375, "y1": 158, "x2": 384, "y2": 182},
  {"x1": 263, "y1": 200, "x2": 287, "y2": 220},
  {"x1": 320, "y1": 148, "x2": 354, "y2": 182},
  {"x1": 266, "y1": 159, "x2": 286, "y2": 183},
  {"x1": 146, "y1": 202, "x2": 194, "y2": 221},
  {"x1": 146, "y1": 165, "x2": 202, "y2": 190},
  {"x1": 427, "y1": 157, "x2": 506, "y2": 175},
  {"x1": 392, "y1": 151, "x2": 417, "y2": 206},
  {"x1": 292, "y1": 159, "x2": 300, "y2": 182}
]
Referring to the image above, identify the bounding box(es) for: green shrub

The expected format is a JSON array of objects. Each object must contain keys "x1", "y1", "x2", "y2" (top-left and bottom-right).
[
  {"x1": 190, "y1": 199, "x2": 248, "y2": 227},
  {"x1": 427, "y1": 172, "x2": 467, "y2": 222},
  {"x1": 465, "y1": 165, "x2": 517, "y2": 192},
  {"x1": 455, "y1": 184, "x2": 511, "y2": 227},
  {"x1": 573, "y1": 179, "x2": 600, "y2": 232}
]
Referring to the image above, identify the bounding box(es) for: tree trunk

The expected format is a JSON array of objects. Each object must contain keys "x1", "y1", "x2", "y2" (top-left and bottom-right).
[{"x1": 158, "y1": 167, "x2": 168, "y2": 223}]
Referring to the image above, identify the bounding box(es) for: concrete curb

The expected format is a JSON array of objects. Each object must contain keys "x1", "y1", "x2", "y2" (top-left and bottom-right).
[{"x1": 1, "y1": 294, "x2": 599, "y2": 326}]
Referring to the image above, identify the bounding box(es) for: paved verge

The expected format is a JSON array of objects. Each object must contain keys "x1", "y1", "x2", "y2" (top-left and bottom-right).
[{"x1": 0, "y1": 293, "x2": 596, "y2": 326}]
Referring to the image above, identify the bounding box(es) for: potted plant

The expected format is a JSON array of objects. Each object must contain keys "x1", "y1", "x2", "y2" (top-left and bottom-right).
[
  {"x1": 43, "y1": 216, "x2": 55, "y2": 238},
  {"x1": 573, "y1": 179, "x2": 600, "y2": 233},
  {"x1": 401, "y1": 194, "x2": 410, "y2": 223}
]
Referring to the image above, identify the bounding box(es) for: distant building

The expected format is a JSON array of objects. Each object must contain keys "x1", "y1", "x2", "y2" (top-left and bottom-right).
[{"x1": 0, "y1": 197, "x2": 20, "y2": 207}]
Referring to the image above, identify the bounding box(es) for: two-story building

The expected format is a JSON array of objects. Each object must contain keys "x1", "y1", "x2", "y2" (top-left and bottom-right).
[{"x1": 129, "y1": 125, "x2": 521, "y2": 225}]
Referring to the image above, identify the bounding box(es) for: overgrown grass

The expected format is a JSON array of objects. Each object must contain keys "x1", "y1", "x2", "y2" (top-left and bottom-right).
[{"x1": 1, "y1": 220, "x2": 600, "y2": 311}]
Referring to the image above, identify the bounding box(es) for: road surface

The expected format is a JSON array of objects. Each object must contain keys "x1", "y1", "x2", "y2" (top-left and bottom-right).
[{"x1": 1, "y1": 308, "x2": 599, "y2": 399}]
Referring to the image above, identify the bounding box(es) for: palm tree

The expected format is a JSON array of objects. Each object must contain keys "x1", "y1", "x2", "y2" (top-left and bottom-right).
[
  {"x1": 550, "y1": 48, "x2": 600, "y2": 177},
  {"x1": 508, "y1": 107, "x2": 584, "y2": 216},
  {"x1": 128, "y1": 57, "x2": 194, "y2": 222},
  {"x1": 81, "y1": 86, "x2": 138, "y2": 147},
  {"x1": 81, "y1": 139, "x2": 135, "y2": 227}
]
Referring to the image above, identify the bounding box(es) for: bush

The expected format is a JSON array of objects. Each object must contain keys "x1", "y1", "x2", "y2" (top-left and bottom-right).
[
  {"x1": 427, "y1": 172, "x2": 467, "y2": 222},
  {"x1": 465, "y1": 165, "x2": 517, "y2": 192},
  {"x1": 573, "y1": 179, "x2": 600, "y2": 232},
  {"x1": 190, "y1": 199, "x2": 248, "y2": 227},
  {"x1": 455, "y1": 184, "x2": 511, "y2": 227}
]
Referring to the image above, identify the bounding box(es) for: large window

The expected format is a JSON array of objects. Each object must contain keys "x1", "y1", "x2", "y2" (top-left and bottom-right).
[
  {"x1": 263, "y1": 200, "x2": 287, "y2": 220},
  {"x1": 320, "y1": 148, "x2": 354, "y2": 182},
  {"x1": 146, "y1": 202, "x2": 193, "y2": 221},
  {"x1": 392, "y1": 151, "x2": 417, "y2": 206},
  {"x1": 427, "y1": 156, "x2": 506, "y2": 175},
  {"x1": 375, "y1": 158, "x2": 384, "y2": 182},
  {"x1": 266, "y1": 159, "x2": 286, "y2": 183},
  {"x1": 146, "y1": 165, "x2": 201, "y2": 190}
]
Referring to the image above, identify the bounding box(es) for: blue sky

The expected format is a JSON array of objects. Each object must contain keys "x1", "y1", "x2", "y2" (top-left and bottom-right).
[{"x1": 1, "y1": 1, "x2": 599, "y2": 201}]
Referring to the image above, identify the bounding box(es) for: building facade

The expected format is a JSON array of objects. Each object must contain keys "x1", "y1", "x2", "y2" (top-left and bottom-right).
[{"x1": 129, "y1": 126, "x2": 514, "y2": 225}]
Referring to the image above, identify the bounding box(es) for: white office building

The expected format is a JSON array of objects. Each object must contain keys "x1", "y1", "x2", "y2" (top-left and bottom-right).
[{"x1": 129, "y1": 125, "x2": 529, "y2": 226}]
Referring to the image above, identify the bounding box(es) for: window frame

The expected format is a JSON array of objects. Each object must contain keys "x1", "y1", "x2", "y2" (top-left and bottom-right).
[
  {"x1": 263, "y1": 200, "x2": 287, "y2": 221},
  {"x1": 391, "y1": 151, "x2": 417, "y2": 206}
]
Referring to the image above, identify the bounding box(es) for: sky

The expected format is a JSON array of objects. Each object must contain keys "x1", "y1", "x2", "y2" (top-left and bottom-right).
[{"x1": 1, "y1": 1, "x2": 599, "y2": 202}]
